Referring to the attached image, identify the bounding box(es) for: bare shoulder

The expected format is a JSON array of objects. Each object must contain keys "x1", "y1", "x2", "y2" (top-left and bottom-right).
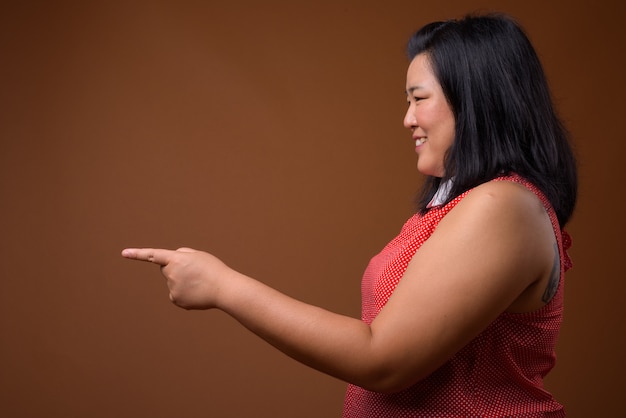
[
  {"x1": 464, "y1": 179, "x2": 544, "y2": 210},
  {"x1": 443, "y1": 179, "x2": 548, "y2": 231},
  {"x1": 430, "y1": 178, "x2": 555, "y2": 286}
]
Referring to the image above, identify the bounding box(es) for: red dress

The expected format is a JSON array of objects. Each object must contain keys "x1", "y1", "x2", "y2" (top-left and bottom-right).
[{"x1": 343, "y1": 175, "x2": 572, "y2": 417}]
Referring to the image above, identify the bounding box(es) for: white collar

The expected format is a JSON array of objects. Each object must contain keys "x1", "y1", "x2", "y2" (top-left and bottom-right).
[{"x1": 428, "y1": 178, "x2": 454, "y2": 207}]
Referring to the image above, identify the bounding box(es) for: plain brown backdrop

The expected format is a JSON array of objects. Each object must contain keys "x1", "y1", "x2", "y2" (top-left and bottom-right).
[{"x1": 1, "y1": 0, "x2": 624, "y2": 417}]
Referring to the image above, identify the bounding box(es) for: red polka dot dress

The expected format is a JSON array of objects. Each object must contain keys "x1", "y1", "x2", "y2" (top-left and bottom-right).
[{"x1": 343, "y1": 175, "x2": 572, "y2": 417}]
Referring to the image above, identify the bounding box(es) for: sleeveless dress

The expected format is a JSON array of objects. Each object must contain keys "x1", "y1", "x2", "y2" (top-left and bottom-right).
[{"x1": 342, "y1": 175, "x2": 573, "y2": 417}]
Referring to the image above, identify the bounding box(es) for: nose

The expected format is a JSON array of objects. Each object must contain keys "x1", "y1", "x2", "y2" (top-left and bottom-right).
[{"x1": 403, "y1": 105, "x2": 416, "y2": 129}]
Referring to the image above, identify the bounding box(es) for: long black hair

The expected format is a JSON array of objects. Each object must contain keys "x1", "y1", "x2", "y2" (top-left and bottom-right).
[{"x1": 407, "y1": 14, "x2": 577, "y2": 227}]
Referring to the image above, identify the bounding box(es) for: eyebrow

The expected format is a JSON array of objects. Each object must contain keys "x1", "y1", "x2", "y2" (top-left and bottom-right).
[{"x1": 406, "y1": 85, "x2": 424, "y2": 95}]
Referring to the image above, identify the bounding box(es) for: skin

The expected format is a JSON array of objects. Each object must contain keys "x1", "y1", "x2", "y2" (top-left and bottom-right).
[
  {"x1": 121, "y1": 53, "x2": 560, "y2": 393},
  {"x1": 404, "y1": 54, "x2": 456, "y2": 177}
]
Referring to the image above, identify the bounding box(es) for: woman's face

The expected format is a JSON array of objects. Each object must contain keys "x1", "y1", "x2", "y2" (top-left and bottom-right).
[{"x1": 404, "y1": 53, "x2": 455, "y2": 178}]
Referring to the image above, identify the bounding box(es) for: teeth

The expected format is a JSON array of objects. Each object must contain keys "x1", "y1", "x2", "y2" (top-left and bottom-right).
[{"x1": 415, "y1": 137, "x2": 427, "y2": 146}]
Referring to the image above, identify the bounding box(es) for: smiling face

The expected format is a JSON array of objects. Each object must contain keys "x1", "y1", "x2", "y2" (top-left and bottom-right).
[{"x1": 404, "y1": 53, "x2": 456, "y2": 178}]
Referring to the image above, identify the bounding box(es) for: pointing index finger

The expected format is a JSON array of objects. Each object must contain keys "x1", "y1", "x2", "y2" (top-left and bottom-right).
[{"x1": 121, "y1": 248, "x2": 172, "y2": 265}]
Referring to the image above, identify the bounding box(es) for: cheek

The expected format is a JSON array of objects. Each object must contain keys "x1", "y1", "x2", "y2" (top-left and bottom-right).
[
  {"x1": 432, "y1": 114, "x2": 455, "y2": 168},
  {"x1": 438, "y1": 110, "x2": 456, "y2": 146}
]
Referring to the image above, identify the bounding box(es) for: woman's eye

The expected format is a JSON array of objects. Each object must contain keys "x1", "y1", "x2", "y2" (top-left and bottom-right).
[{"x1": 406, "y1": 97, "x2": 421, "y2": 105}]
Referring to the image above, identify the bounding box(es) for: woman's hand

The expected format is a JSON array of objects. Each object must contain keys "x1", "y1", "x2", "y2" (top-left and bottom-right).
[{"x1": 121, "y1": 247, "x2": 230, "y2": 310}]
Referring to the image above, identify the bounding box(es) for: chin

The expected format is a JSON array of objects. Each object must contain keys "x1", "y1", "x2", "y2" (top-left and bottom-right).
[{"x1": 416, "y1": 164, "x2": 442, "y2": 178}]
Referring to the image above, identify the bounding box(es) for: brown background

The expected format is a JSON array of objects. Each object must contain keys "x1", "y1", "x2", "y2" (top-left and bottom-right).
[{"x1": 1, "y1": 0, "x2": 624, "y2": 417}]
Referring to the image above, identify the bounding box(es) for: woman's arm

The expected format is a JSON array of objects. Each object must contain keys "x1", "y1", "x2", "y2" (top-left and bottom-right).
[{"x1": 121, "y1": 180, "x2": 556, "y2": 393}]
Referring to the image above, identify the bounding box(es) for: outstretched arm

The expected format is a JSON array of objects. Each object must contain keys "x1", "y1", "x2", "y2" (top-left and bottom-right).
[
  {"x1": 122, "y1": 181, "x2": 556, "y2": 393},
  {"x1": 121, "y1": 246, "x2": 382, "y2": 390}
]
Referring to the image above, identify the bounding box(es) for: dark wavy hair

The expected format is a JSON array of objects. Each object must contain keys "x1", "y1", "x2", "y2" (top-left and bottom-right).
[{"x1": 407, "y1": 14, "x2": 577, "y2": 227}]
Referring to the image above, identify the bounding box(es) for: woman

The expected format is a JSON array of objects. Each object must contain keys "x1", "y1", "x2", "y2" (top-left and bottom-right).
[{"x1": 122, "y1": 14, "x2": 576, "y2": 417}]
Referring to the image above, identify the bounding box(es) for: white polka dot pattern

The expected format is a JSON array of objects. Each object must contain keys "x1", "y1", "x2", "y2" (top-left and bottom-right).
[{"x1": 342, "y1": 175, "x2": 572, "y2": 417}]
